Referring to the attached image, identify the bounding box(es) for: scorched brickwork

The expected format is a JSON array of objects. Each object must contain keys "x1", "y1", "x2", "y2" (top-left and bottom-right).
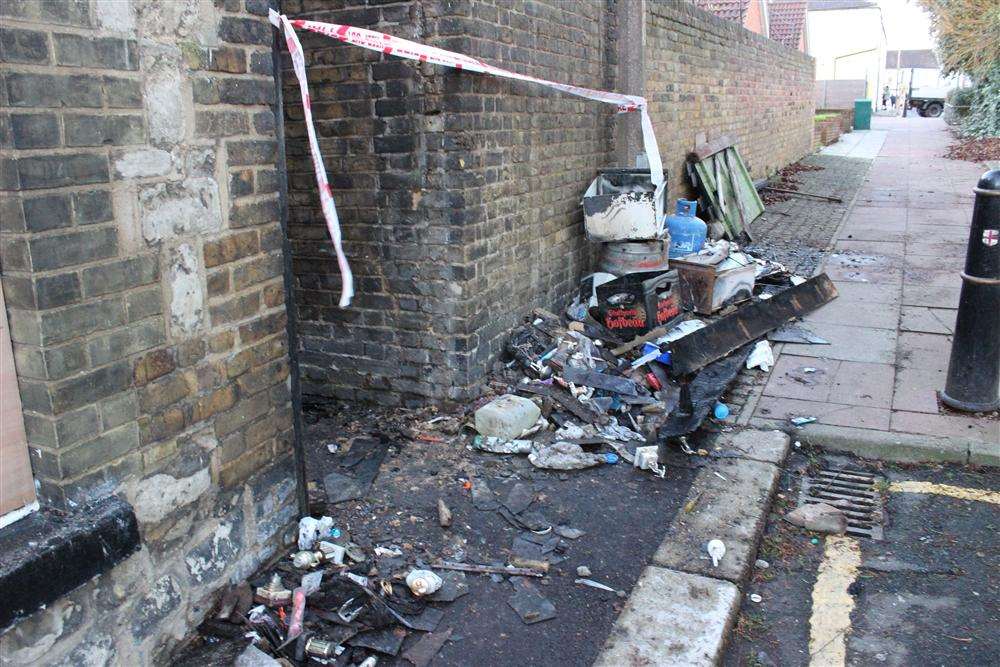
[{"x1": 0, "y1": 0, "x2": 297, "y2": 663}]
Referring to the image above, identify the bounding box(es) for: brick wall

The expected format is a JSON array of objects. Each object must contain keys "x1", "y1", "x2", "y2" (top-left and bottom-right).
[
  {"x1": 0, "y1": 0, "x2": 297, "y2": 663},
  {"x1": 645, "y1": 1, "x2": 815, "y2": 200},
  {"x1": 281, "y1": 0, "x2": 814, "y2": 406},
  {"x1": 282, "y1": 0, "x2": 612, "y2": 405}
]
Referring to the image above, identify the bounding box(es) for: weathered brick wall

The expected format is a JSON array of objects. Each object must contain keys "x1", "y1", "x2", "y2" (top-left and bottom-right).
[
  {"x1": 0, "y1": 0, "x2": 297, "y2": 663},
  {"x1": 282, "y1": 0, "x2": 812, "y2": 406},
  {"x1": 282, "y1": 0, "x2": 612, "y2": 405},
  {"x1": 645, "y1": 1, "x2": 815, "y2": 200}
]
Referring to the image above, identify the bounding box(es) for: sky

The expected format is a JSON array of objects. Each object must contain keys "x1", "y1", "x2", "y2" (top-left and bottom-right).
[{"x1": 877, "y1": 0, "x2": 936, "y2": 50}]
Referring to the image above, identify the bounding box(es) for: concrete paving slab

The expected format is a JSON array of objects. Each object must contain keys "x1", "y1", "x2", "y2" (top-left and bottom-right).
[
  {"x1": 839, "y1": 223, "x2": 906, "y2": 243},
  {"x1": 892, "y1": 367, "x2": 946, "y2": 413},
  {"x1": 901, "y1": 283, "x2": 961, "y2": 309},
  {"x1": 828, "y1": 361, "x2": 895, "y2": 409},
  {"x1": 844, "y1": 206, "x2": 907, "y2": 225},
  {"x1": 905, "y1": 241, "x2": 968, "y2": 259},
  {"x1": 780, "y1": 322, "x2": 897, "y2": 364},
  {"x1": 905, "y1": 224, "x2": 968, "y2": 245},
  {"x1": 906, "y1": 207, "x2": 972, "y2": 227},
  {"x1": 595, "y1": 566, "x2": 739, "y2": 667},
  {"x1": 833, "y1": 240, "x2": 905, "y2": 256},
  {"x1": 755, "y1": 395, "x2": 892, "y2": 430},
  {"x1": 820, "y1": 130, "x2": 887, "y2": 159},
  {"x1": 824, "y1": 252, "x2": 903, "y2": 284},
  {"x1": 830, "y1": 281, "x2": 901, "y2": 305},
  {"x1": 652, "y1": 457, "x2": 780, "y2": 584},
  {"x1": 803, "y1": 298, "x2": 899, "y2": 330},
  {"x1": 899, "y1": 306, "x2": 955, "y2": 335},
  {"x1": 896, "y1": 331, "x2": 952, "y2": 371},
  {"x1": 891, "y1": 410, "x2": 999, "y2": 443},
  {"x1": 762, "y1": 355, "x2": 837, "y2": 403},
  {"x1": 711, "y1": 429, "x2": 790, "y2": 466}
]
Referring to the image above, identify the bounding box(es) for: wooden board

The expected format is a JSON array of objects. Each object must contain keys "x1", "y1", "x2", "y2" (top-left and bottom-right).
[
  {"x1": 0, "y1": 286, "x2": 37, "y2": 519},
  {"x1": 689, "y1": 145, "x2": 765, "y2": 241},
  {"x1": 666, "y1": 274, "x2": 839, "y2": 376}
]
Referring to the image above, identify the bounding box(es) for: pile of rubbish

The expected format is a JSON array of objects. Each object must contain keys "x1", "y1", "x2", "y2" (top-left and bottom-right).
[
  {"x1": 471, "y1": 234, "x2": 836, "y2": 475},
  {"x1": 185, "y1": 149, "x2": 840, "y2": 666}
]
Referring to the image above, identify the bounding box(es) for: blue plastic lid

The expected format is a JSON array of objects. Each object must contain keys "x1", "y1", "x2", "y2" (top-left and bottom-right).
[{"x1": 603, "y1": 453, "x2": 620, "y2": 464}]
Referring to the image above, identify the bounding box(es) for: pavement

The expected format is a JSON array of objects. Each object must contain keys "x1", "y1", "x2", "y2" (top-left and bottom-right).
[
  {"x1": 745, "y1": 116, "x2": 999, "y2": 465},
  {"x1": 722, "y1": 451, "x2": 999, "y2": 667}
]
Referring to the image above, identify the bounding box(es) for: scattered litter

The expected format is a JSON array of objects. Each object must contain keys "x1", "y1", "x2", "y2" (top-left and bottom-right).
[
  {"x1": 474, "y1": 394, "x2": 541, "y2": 439},
  {"x1": 528, "y1": 442, "x2": 603, "y2": 470},
  {"x1": 437, "y1": 499, "x2": 452, "y2": 528},
  {"x1": 470, "y1": 477, "x2": 499, "y2": 511},
  {"x1": 234, "y1": 643, "x2": 281, "y2": 667},
  {"x1": 785, "y1": 502, "x2": 848, "y2": 535},
  {"x1": 713, "y1": 402, "x2": 730, "y2": 419},
  {"x1": 770, "y1": 323, "x2": 829, "y2": 344},
  {"x1": 401, "y1": 628, "x2": 452, "y2": 667},
  {"x1": 574, "y1": 578, "x2": 626, "y2": 597},
  {"x1": 790, "y1": 416, "x2": 817, "y2": 426},
  {"x1": 746, "y1": 340, "x2": 774, "y2": 372},
  {"x1": 633, "y1": 445, "x2": 665, "y2": 477},
  {"x1": 755, "y1": 559, "x2": 770, "y2": 570},
  {"x1": 405, "y1": 570, "x2": 443, "y2": 596},
  {"x1": 300, "y1": 571, "x2": 323, "y2": 596},
  {"x1": 707, "y1": 539, "x2": 726, "y2": 567},
  {"x1": 554, "y1": 526, "x2": 586, "y2": 540},
  {"x1": 576, "y1": 565, "x2": 592, "y2": 577},
  {"x1": 749, "y1": 593, "x2": 763, "y2": 603},
  {"x1": 507, "y1": 577, "x2": 557, "y2": 624},
  {"x1": 472, "y1": 434, "x2": 534, "y2": 454}
]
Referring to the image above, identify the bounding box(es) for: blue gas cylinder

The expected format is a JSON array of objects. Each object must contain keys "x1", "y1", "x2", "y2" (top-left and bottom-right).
[{"x1": 666, "y1": 199, "x2": 707, "y2": 259}]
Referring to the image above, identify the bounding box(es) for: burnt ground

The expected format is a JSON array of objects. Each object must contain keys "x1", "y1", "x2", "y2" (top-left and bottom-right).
[
  {"x1": 748, "y1": 153, "x2": 872, "y2": 276},
  {"x1": 175, "y1": 390, "x2": 711, "y2": 666},
  {"x1": 296, "y1": 399, "x2": 700, "y2": 666},
  {"x1": 723, "y1": 449, "x2": 1000, "y2": 667}
]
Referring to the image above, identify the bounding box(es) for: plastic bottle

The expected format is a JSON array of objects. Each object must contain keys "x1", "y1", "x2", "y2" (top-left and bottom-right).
[{"x1": 665, "y1": 199, "x2": 707, "y2": 259}]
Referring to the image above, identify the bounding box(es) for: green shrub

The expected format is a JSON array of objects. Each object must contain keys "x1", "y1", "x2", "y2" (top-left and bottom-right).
[
  {"x1": 960, "y1": 66, "x2": 1000, "y2": 138},
  {"x1": 947, "y1": 87, "x2": 976, "y2": 107}
]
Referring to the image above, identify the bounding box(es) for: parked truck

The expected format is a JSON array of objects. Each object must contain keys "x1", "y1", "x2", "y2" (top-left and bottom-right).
[{"x1": 906, "y1": 82, "x2": 952, "y2": 117}]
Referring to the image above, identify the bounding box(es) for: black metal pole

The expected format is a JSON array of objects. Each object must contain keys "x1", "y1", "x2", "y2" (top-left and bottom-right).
[
  {"x1": 272, "y1": 0, "x2": 311, "y2": 516},
  {"x1": 941, "y1": 170, "x2": 1000, "y2": 412}
]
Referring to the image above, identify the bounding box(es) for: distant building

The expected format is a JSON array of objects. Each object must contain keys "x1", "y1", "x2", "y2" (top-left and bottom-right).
[
  {"x1": 807, "y1": 0, "x2": 887, "y2": 106},
  {"x1": 690, "y1": 0, "x2": 809, "y2": 52}
]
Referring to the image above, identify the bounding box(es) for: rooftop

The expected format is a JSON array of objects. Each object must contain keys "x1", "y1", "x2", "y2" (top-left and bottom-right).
[
  {"x1": 690, "y1": 0, "x2": 752, "y2": 22},
  {"x1": 807, "y1": 0, "x2": 877, "y2": 10},
  {"x1": 768, "y1": 0, "x2": 808, "y2": 49}
]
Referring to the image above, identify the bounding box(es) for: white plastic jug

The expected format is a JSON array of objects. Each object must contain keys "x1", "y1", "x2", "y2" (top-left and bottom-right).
[{"x1": 474, "y1": 394, "x2": 540, "y2": 439}]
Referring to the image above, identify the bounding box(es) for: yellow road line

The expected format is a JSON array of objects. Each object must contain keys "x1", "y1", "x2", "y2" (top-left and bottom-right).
[
  {"x1": 889, "y1": 480, "x2": 1000, "y2": 505},
  {"x1": 808, "y1": 536, "x2": 861, "y2": 667}
]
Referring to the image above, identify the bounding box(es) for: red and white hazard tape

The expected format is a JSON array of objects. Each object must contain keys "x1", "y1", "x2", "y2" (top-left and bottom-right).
[{"x1": 269, "y1": 9, "x2": 664, "y2": 308}]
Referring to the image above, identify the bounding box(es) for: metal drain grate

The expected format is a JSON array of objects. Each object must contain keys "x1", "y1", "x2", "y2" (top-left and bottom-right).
[{"x1": 799, "y1": 468, "x2": 884, "y2": 540}]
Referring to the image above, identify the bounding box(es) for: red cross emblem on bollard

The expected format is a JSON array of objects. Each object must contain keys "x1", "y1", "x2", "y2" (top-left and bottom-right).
[{"x1": 983, "y1": 229, "x2": 999, "y2": 246}]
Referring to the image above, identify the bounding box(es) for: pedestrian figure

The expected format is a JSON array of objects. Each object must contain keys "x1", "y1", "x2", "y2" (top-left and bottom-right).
[{"x1": 882, "y1": 85, "x2": 890, "y2": 109}]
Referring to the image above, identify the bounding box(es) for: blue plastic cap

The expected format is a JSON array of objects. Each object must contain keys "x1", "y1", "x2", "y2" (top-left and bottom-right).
[
  {"x1": 713, "y1": 402, "x2": 730, "y2": 420},
  {"x1": 603, "y1": 453, "x2": 620, "y2": 464}
]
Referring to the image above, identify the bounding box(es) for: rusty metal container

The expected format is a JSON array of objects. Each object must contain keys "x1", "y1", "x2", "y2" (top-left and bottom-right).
[{"x1": 598, "y1": 240, "x2": 670, "y2": 276}]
